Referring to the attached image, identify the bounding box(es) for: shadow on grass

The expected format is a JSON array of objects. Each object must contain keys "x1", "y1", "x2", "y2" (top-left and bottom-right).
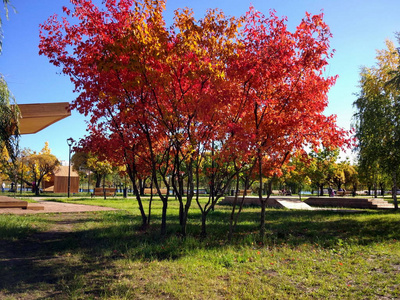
[{"x1": 0, "y1": 208, "x2": 399, "y2": 297}]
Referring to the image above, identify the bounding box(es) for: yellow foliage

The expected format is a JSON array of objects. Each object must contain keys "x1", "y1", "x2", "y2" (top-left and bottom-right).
[
  {"x1": 360, "y1": 39, "x2": 400, "y2": 99},
  {"x1": 40, "y1": 141, "x2": 52, "y2": 155}
]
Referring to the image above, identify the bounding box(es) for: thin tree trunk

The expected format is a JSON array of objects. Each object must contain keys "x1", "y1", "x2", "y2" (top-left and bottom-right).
[
  {"x1": 132, "y1": 177, "x2": 147, "y2": 229},
  {"x1": 228, "y1": 172, "x2": 241, "y2": 242},
  {"x1": 139, "y1": 178, "x2": 144, "y2": 196},
  {"x1": 393, "y1": 171, "x2": 398, "y2": 210},
  {"x1": 196, "y1": 161, "x2": 207, "y2": 238},
  {"x1": 260, "y1": 200, "x2": 266, "y2": 239},
  {"x1": 95, "y1": 174, "x2": 102, "y2": 188},
  {"x1": 161, "y1": 199, "x2": 168, "y2": 236},
  {"x1": 148, "y1": 178, "x2": 153, "y2": 225},
  {"x1": 258, "y1": 150, "x2": 266, "y2": 239},
  {"x1": 181, "y1": 159, "x2": 194, "y2": 237},
  {"x1": 103, "y1": 175, "x2": 106, "y2": 200},
  {"x1": 201, "y1": 213, "x2": 207, "y2": 238}
]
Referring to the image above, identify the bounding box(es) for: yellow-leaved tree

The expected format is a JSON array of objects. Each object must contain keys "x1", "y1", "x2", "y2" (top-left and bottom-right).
[{"x1": 25, "y1": 142, "x2": 60, "y2": 195}]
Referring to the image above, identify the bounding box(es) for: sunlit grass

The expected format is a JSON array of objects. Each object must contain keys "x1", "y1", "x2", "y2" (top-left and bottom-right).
[
  {"x1": 0, "y1": 214, "x2": 48, "y2": 240},
  {"x1": 1, "y1": 197, "x2": 400, "y2": 299}
]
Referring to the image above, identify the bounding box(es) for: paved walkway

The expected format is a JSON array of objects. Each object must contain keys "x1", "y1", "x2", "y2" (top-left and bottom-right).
[{"x1": 0, "y1": 198, "x2": 118, "y2": 215}]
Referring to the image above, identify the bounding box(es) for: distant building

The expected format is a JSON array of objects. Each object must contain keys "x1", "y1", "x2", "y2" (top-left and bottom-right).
[{"x1": 42, "y1": 166, "x2": 79, "y2": 194}]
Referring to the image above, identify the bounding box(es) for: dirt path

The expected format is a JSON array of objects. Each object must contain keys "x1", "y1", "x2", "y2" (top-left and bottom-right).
[{"x1": 0, "y1": 198, "x2": 118, "y2": 214}]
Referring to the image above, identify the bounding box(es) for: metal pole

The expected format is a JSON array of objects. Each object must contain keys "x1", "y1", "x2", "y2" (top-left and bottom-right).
[
  {"x1": 67, "y1": 138, "x2": 74, "y2": 198},
  {"x1": 68, "y1": 144, "x2": 71, "y2": 198}
]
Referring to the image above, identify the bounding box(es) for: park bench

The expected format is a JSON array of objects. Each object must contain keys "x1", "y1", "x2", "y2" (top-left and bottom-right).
[
  {"x1": 143, "y1": 188, "x2": 168, "y2": 195},
  {"x1": 237, "y1": 189, "x2": 252, "y2": 196},
  {"x1": 91, "y1": 187, "x2": 116, "y2": 198},
  {"x1": 271, "y1": 190, "x2": 292, "y2": 196},
  {"x1": 336, "y1": 190, "x2": 353, "y2": 196}
]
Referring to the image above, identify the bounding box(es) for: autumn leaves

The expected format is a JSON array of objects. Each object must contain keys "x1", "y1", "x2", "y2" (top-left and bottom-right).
[{"x1": 39, "y1": 0, "x2": 348, "y2": 236}]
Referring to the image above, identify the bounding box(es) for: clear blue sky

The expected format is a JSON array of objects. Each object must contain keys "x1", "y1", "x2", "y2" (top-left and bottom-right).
[{"x1": 1, "y1": 0, "x2": 399, "y2": 162}]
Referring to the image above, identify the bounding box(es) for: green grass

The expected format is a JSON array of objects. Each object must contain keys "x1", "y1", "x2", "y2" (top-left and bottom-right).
[
  {"x1": 0, "y1": 214, "x2": 48, "y2": 240},
  {"x1": 1, "y1": 197, "x2": 400, "y2": 299}
]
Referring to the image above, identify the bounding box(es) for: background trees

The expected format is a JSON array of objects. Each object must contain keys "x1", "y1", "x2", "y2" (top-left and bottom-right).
[
  {"x1": 0, "y1": 0, "x2": 19, "y2": 179},
  {"x1": 353, "y1": 39, "x2": 400, "y2": 209},
  {"x1": 306, "y1": 148, "x2": 339, "y2": 196}
]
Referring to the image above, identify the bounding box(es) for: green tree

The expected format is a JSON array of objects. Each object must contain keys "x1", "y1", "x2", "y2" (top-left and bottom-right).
[
  {"x1": 281, "y1": 152, "x2": 312, "y2": 200},
  {"x1": 0, "y1": 78, "x2": 19, "y2": 163},
  {"x1": 1, "y1": 0, "x2": 16, "y2": 53},
  {"x1": 87, "y1": 157, "x2": 113, "y2": 199},
  {"x1": 345, "y1": 164, "x2": 360, "y2": 196},
  {"x1": 331, "y1": 160, "x2": 357, "y2": 193},
  {"x1": 0, "y1": 0, "x2": 18, "y2": 173},
  {"x1": 353, "y1": 39, "x2": 400, "y2": 209},
  {"x1": 306, "y1": 148, "x2": 339, "y2": 196},
  {"x1": 71, "y1": 151, "x2": 107, "y2": 188}
]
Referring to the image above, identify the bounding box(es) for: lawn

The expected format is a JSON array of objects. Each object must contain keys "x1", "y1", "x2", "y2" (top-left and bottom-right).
[{"x1": 0, "y1": 196, "x2": 399, "y2": 299}]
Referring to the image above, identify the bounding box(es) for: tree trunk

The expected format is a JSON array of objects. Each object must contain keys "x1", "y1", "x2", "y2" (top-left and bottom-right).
[
  {"x1": 161, "y1": 199, "x2": 168, "y2": 236},
  {"x1": 138, "y1": 178, "x2": 144, "y2": 196},
  {"x1": 393, "y1": 171, "x2": 398, "y2": 210},
  {"x1": 352, "y1": 184, "x2": 357, "y2": 197},
  {"x1": 133, "y1": 187, "x2": 147, "y2": 228},
  {"x1": 179, "y1": 200, "x2": 184, "y2": 226},
  {"x1": 103, "y1": 175, "x2": 107, "y2": 200},
  {"x1": 260, "y1": 200, "x2": 266, "y2": 238},
  {"x1": 147, "y1": 179, "x2": 153, "y2": 225},
  {"x1": 35, "y1": 184, "x2": 40, "y2": 196},
  {"x1": 258, "y1": 150, "x2": 265, "y2": 239},
  {"x1": 337, "y1": 181, "x2": 342, "y2": 191},
  {"x1": 130, "y1": 171, "x2": 147, "y2": 229},
  {"x1": 95, "y1": 173, "x2": 102, "y2": 188},
  {"x1": 200, "y1": 213, "x2": 207, "y2": 238},
  {"x1": 210, "y1": 140, "x2": 215, "y2": 212},
  {"x1": 196, "y1": 160, "x2": 208, "y2": 238},
  {"x1": 319, "y1": 184, "x2": 324, "y2": 196},
  {"x1": 228, "y1": 173, "x2": 240, "y2": 242},
  {"x1": 35, "y1": 175, "x2": 43, "y2": 196}
]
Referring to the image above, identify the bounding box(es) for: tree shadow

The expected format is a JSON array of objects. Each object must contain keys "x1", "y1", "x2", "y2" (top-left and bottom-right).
[{"x1": 0, "y1": 208, "x2": 399, "y2": 298}]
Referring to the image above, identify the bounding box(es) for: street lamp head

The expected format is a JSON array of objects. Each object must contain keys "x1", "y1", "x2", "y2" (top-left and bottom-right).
[{"x1": 67, "y1": 137, "x2": 75, "y2": 147}]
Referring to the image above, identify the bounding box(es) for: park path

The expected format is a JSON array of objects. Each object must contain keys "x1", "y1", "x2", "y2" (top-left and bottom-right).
[{"x1": 0, "y1": 197, "x2": 118, "y2": 214}]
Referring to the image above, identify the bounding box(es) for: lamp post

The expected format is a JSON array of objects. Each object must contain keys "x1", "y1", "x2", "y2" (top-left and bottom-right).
[
  {"x1": 67, "y1": 137, "x2": 75, "y2": 198},
  {"x1": 88, "y1": 169, "x2": 91, "y2": 195}
]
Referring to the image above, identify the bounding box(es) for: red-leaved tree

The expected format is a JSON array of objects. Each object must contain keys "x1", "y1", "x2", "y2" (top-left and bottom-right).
[
  {"x1": 39, "y1": 0, "x2": 348, "y2": 239},
  {"x1": 227, "y1": 8, "x2": 349, "y2": 237}
]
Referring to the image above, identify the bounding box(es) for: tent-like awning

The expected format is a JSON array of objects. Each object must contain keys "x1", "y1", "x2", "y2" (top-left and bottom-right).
[{"x1": 17, "y1": 102, "x2": 71, "y2": 134}]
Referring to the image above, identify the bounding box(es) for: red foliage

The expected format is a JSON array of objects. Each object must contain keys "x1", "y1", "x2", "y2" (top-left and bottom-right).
[{"x1": 39, "y1": 0, "x2": 349, "y2": 194}]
